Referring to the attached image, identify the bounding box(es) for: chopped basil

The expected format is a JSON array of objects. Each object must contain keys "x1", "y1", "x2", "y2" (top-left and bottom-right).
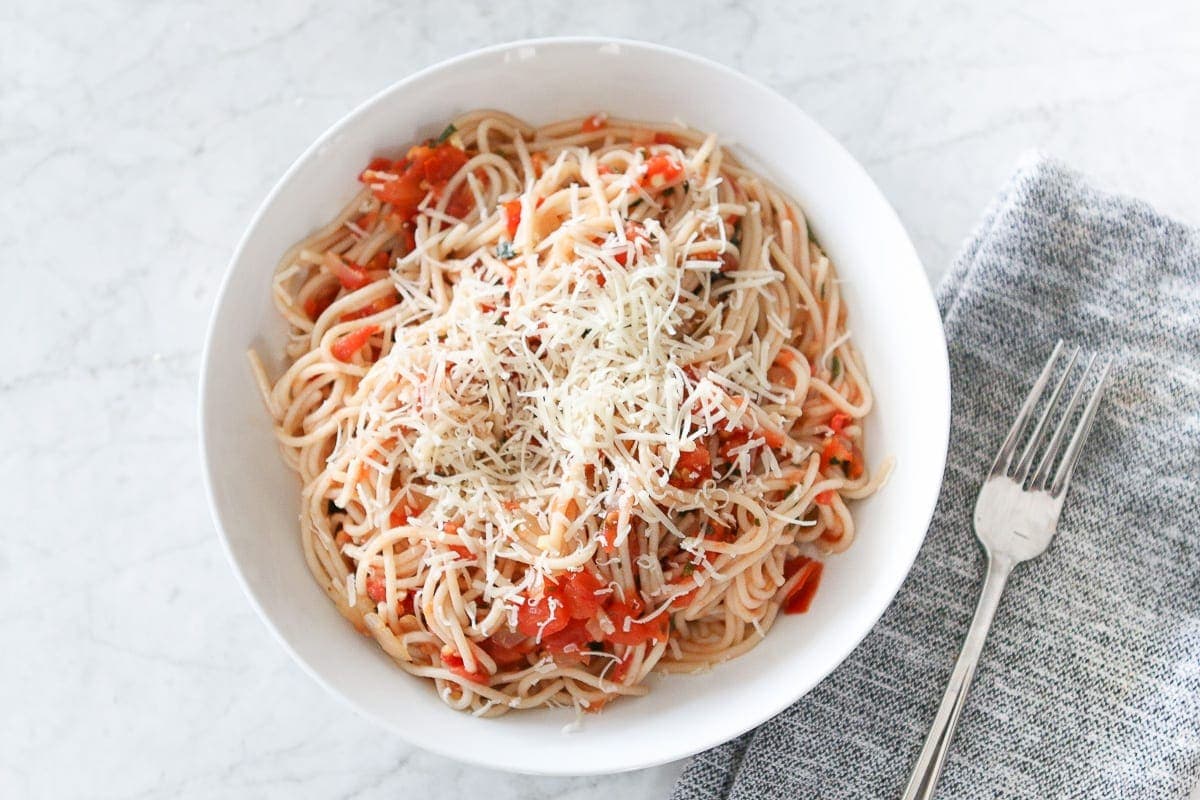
[
  {"x1": 496, "y1": 241, "x2": 515, "y2": 259},
  {"x1": 683, "y1": 563, "x2": 695, "y2": 576},
  {"x1": 437, "y1": 123, "x2": 457, "y2": 143},
  {"x1": 831, "y1": 355, "x2": 842, "y2": 380}
]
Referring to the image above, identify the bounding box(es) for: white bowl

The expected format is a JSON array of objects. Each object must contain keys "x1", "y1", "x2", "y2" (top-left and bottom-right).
[{"x1": 200, "y1": 37, "x2": 950, "y2": 776}]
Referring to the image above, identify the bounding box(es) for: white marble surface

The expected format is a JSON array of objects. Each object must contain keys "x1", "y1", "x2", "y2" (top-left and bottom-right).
[{"x1": 3, "y1": 1, "x2": 1198, "y2": 797}]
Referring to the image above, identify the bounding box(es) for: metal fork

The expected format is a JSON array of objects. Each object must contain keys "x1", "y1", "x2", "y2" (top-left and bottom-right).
[{"x1": 901, "y1": 341, "x2": 1112, "y2": 800}]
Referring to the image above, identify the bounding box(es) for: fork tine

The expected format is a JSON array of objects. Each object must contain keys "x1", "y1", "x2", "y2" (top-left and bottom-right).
[
  {"x1": 1049, "y1": 359, "x2": 1111, "y2": 496},
  {"x1": 1031, "y1": 354, "x2": 1097, "y2": 490},
  {"x1": 1011, "y1": 345, "x2": 1080, "y2": 483},
  {"x1": 989, "y1": 341, "x2": 1064, "y2": 477}
]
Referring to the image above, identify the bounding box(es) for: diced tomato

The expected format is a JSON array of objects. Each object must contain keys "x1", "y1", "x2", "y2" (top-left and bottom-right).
[
  {"x1": 819, "y1": 521, "x2": 845, "y2": 546},
  {"x1": 443, "y1": 183, "x2": 474, "y2": 219},
  {"x1": 701, "y1": 522, "x2": 733, "y2": 564},
  {"x1": 418, "y1": 143, "x2": 469, "y2": 184},
  {"x1": 782, "y1": 557, "x2": 823, "y2": 614},
  {"x1": 447, "y1": 543, "x2": 473, "y2": 560},
  {"x1": 606, "y1": 600, "x2": 669, "y2": 646},
  {"x1": 707, "y1": 523, "x2": 733, "y2": 543},
  {"x1": 341, "y1": 292, "x2": 398, "y2": 322},
  {"x1": 367, "y1": 249, "x2": 391, "y2": 272},
  {"x1": 303, "y1": 284, "x2": 339, "y2": 321},
  {"x1": 563, "y1": 570, "x2": 605, "y2": 620},
  {"x1": 355, "y1": 210, "x2": 379, "y2": 231},
  {"x1": 358, "y1": 157, "x2": 394, "y2": 181},
  {"x1": 820, "y1": 435, "x2": 863, "y2": 479},
  {"x1": 625, "y1": 591, "x2": 645, "y2": 616},
  {"x1": 581, "y1": 113, "x2": 608, "y2": 133},
  {"x1": 601, "y1": 508, "x2": 620, "y2": 553},
  {"x1": 331, "y1": 325, "x2": 379, "y2": 362},
  {"x1": 829, "y1": 412, "x2": 852, "y2": 433},
  {"x1": 612, "y1": 221, "x2": 646, "y2": 267},
  {"x1": 774, "y1": 348, "x2": 799, "y2": 368},
  {"x1": 362, "y1": 143, "x2": 469, "y2": 222},
  {"x1": 669, "y1": 443, "x2": 712, "y2": 489},
  {"x1": 716, "y1": 426, "x2": 751, "y2": 461},
  {"x1": 652, "y1": 132, "x2": 679, "y2": 146},
  {"x1": 597, "y1": 164, "x2": 613, "y2": 176},
  {"x1": 541, "y1": 618, "x2": 592, "y2": 654},
  {"x1": 609, "y1": 650, "x2": 637, "y2": 683},
  {"x1": 481, "y1": 632, "x2": 533, "y2": 667},
  {"x1": 389, "y1": 506, "x2": 410, "y2": 527},
  {"x1": 323, "y1": 253, "x2": 370, "y2": 291},
  {"x1": 719, "y1": 251, "x2": 739, "y2": 272},
  {"x1": 503, "y1": 199, "x2": 521, "y2": 239},
  {"x1": 529, "y1": 151, "x2": 547, "y2": 176},
  {"x1": 669, "y1": 580, "x2": 699, "y2": 610},
  {"x1": 369, "y1": 167, "x2": 425, "y2": 215},
  {"x1": 440, "y1": 646, "x2": 489, "y2": 684},
  {"x1": 761, "y1": 427, "x2": 786, "y2": 449},
  {"x1": 815, "y1": 490, "x2": 835, "y2": 506},
  {"x1": 366, "y1": 575, "x2": 387, "y2": 603},
  {"x1": 641, "y1": 155, "x2": 683, "y2": 190},
  {"x1": 515, "y1": 585, "x2": 569, "y2": 639}
]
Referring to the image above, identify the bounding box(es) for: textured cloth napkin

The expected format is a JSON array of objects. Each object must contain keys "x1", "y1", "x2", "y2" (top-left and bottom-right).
[{"x1": 671, "y1": 156, "x2": 1200, "y2": 799}]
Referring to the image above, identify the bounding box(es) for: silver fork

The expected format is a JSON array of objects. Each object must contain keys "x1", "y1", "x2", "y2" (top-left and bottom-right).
[{"x1": 901, "y1": 341, "x2": 1112, "y2": 800}]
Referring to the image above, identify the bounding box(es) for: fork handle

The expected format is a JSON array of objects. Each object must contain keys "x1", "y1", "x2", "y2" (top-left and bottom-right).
[{"x1": 900, "y1": 554, "x2": 1013, "y2": 800}]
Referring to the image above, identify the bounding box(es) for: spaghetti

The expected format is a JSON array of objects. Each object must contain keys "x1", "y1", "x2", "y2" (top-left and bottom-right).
[{"x1": 250, "y1": 110, "x2": 881, "y2": 715}]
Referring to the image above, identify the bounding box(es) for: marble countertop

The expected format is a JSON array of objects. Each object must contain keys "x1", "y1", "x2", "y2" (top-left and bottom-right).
[{"x1": 3, "y1": 1, "x2": 1197, "y2": 797}]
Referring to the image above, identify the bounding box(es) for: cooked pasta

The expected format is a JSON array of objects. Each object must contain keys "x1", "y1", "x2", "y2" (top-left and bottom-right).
[{"x1": 250, "y1": 110, "x2": 882, "y2": 716}]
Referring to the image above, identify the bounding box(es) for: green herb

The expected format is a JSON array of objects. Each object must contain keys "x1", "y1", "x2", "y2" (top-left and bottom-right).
[
  {"x1": 436, "y1": 123, "x2": 457, "y2": 143},
  {"x1": 819, "y1": 282, "x2": 826, "y2": 301},
  {"x1": 831, "y1": 355, "x2": 842, "y2": 380},
  {"x1": 752, "y1": 515, "x2": 762, "y2": 526},
  {"x1": 683, "y1": 563, "x2": 695, "y2": 576},
  {"x1": 496, "y1": 241, "x2": 515, "y2": 259}
]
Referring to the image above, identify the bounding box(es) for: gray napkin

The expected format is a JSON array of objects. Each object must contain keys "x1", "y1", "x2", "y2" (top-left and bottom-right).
[{"x1": 671, "y1": 156, "x2": 1200, "y2": 800}]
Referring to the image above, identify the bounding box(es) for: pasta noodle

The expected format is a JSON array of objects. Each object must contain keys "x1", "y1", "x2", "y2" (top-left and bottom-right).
[{"x1": 250, "y1": 110, "x2": 882, "y2": 715}]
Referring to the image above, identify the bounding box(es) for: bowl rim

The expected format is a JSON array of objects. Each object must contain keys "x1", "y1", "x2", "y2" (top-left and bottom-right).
[{"x1": 199, "y1": 35, "x2": 951, "y2": 775}]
